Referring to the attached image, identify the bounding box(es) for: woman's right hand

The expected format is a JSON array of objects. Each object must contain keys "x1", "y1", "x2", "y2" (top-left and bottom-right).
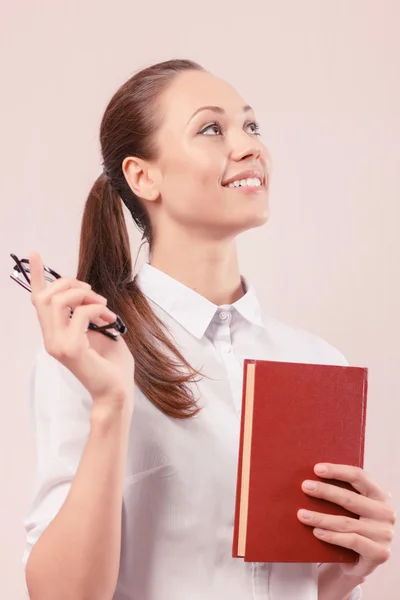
[{"x1": 29, "y1": 251, "x2": 135, "y2": 415}]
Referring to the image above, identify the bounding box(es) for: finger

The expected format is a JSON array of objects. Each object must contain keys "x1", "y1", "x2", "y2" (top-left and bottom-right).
[
  {"x1": 38, "y1": 276, "x2": 92, "y2": 303},
  {"x1": 314, "y1": 464, "x2": 391, "y2": 503},
  {"x1": 297, "y1": 509, "x2": 394, "y2": 544},
  {"x1": 311, "y1": 528, "x2": 391, "y2": 563},
  {"x1": 51, "y1": 289, "x2": 108, "y2": 331},
  {"x1": 46, "y1": 304, "x2": 116, "y2": 362},
  {"x1": 302, "y1": 480, "x2": 396, "y2": 523},
  {"x1": 69, "y1": 304, "x2": 117, "y2": 341},
  {"x1": 29, "y1": 252, "x2": 91, "y2": 305},
  {"x1": 33, "y1": 280, "x2": 91, "y2": 332},
  {"x1": 36, "y1": 288, "x2": 107, "y2": 340},
  {"x1": 28, "y1": 252, "x2": 46, "y2": 296},
  {"x1": 87, "y1": 315, "x2": 112, "y2": 327}
]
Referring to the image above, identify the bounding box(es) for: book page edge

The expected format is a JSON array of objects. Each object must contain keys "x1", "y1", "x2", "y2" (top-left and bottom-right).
[{"x1": 237, "y1": 362, "x2": 256, "y2": 557}]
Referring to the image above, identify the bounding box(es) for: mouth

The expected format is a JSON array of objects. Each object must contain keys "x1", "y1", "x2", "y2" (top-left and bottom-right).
[
  {"x1": 221, "y1": 170, "x2": 265, "y2": 191},
  {"x1": 222, "y1": 176, "x2": 263, "y2": 189}
]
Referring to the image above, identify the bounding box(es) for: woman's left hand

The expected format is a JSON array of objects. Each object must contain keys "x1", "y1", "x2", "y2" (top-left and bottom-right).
[{"x1": 297, "y1": 463, "x2": 396, "y2": 580}]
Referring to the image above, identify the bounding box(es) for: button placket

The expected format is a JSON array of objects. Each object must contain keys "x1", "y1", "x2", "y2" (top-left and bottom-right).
[
  {"x1": 213, "y1": 309, "x2": 243, "y2": 415},
  {"x1": 215, "y1": 309, "x2": 232, "y2": 352},
  {"x1": 252, "y1": 562, "x2": 270, "y2": 599}
]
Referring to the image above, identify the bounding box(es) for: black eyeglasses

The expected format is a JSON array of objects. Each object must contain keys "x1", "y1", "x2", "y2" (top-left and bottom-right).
[{"x1": 10, "y1": 253, "x2": 127, "y2": 341}]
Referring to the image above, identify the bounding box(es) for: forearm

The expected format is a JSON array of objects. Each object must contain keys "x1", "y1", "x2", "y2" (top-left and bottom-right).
[
  {"x1": 26, "y1": 401, "x2": 132, "y2": 600},
  {"x1": 318, "y1": 563, "x2": 365, "y2": 600}
]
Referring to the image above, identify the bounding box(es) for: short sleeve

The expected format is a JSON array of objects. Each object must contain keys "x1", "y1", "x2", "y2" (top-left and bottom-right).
[{"x1": 22, "y1": 348, "x2": 93, "y2": 580}]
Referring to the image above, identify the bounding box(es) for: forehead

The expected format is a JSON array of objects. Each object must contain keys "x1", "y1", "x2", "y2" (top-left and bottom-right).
[{"x1": 159, "y1": 70, "x2": 249, "y2": 122}]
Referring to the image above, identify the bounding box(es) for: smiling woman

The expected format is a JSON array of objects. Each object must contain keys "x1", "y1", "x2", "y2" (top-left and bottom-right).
[
  {"x1": 79, "y1": 61, "x2": 272, "y2": 418},
  {"x1": 21, "y1": 59, "x2": 393, "y2": 600}
]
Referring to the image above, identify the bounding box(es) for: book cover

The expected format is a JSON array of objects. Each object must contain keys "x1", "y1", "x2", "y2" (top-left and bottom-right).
[{"x1": 233, "y1": 359, "x2": 368, "y2": 563}]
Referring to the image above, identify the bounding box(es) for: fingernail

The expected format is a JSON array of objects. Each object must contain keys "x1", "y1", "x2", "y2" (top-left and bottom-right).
[
  {"x1": 303, "y1": 480, "x2": 317, "y2": 491},
  {"x1": 314, "y1": 528, "x2": 326, "y2": 537},
  {"x1": 300, "y1": 509, "x2": 313, "y2": 519},
  {"x1": 315, "y1": 464, "x2": 328, "y2": 474}
]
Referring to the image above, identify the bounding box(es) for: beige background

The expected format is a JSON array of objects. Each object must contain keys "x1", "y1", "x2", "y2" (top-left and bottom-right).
[{"x1": 1, "y1": 1, "x2": 399, "y2": 598}]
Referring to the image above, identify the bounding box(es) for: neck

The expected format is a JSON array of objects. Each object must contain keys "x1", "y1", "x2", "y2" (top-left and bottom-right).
[{"x1": 149, "y1": 234, "x2": 244, "y2": 306}]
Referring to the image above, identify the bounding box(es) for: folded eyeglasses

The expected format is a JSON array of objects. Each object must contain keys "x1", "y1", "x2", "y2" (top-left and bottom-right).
[{"x1": 10, "y1": 253, "x2": 127, "y2": 341}]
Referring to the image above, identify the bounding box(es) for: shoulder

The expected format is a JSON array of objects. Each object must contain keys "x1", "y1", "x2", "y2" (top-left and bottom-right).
[{"x1": 260, "y1": 312, "x2": 349, "y2": 366}]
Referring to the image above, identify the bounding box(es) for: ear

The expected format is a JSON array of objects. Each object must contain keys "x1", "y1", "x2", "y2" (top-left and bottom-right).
[{"x1": 122, "y1": 156, "x2": 161, "y2": 202}]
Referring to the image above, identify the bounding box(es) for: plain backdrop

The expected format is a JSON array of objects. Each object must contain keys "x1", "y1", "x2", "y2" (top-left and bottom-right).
[{"x1": 1, "y1": 1, "x2": 399, "y2": 598}]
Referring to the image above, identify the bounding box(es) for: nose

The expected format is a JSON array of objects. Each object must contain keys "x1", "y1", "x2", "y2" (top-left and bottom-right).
[{"x1": 229, "y1": 132, "x2": 263, "y2": 163}]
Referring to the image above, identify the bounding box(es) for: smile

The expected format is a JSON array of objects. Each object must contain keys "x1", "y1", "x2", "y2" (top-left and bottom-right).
[{"x1": 223, "y1": 177, "x2": 263, "y2": 189}]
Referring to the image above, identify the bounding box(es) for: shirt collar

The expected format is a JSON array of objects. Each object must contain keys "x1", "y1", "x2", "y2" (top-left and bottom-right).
[{"x1": 136, "y1": 262, "x2": 265, "y2": 339}]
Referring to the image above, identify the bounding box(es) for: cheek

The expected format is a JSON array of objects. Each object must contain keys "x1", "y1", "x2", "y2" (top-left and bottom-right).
[{"x1": 166, "y1": 147, "x2": 223, "y2": 192}]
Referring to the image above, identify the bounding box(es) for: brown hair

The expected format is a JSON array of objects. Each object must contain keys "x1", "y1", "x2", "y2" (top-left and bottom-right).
[{"x1": 76, "y1": 59, "x2": 206, "y2": 419}]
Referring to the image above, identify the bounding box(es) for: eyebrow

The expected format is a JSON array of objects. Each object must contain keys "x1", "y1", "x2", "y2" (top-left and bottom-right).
[{"x1": 187, "y1": 104, "x2": 253, "y2": 124}]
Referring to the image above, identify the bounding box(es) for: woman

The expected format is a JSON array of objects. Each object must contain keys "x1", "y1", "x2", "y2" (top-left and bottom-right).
[{"x1": 23, "y1": 59, "x2": 395, "y2": 600}]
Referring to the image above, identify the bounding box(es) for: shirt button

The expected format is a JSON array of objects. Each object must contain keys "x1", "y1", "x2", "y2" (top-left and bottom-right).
[{"x1": 219, "y1": 310, "x2": 229, "y2": 321}]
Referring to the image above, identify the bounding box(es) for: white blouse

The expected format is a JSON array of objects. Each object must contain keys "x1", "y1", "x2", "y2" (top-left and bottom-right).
[{"x1": 22, "y1": 262, "x2": 361, "y2": 599}]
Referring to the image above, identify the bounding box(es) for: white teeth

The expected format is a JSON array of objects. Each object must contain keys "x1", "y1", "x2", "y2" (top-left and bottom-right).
[
  {"x1": 247, "y1": 178, "x2": 261, "y2": 187},
  {"x1": 226, "y1": 177, "x2": 262, "y2": 188}
]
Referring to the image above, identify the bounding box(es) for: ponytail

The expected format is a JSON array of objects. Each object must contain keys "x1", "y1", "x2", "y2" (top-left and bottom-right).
[{"x1": 76, "y1": 174, "x2": 202, "y2": 418}]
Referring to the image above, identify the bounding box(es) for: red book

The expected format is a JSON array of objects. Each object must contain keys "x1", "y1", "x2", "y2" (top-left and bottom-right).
[{"x1": 232, "y1": 359, "x2": 368, "y2": 563}]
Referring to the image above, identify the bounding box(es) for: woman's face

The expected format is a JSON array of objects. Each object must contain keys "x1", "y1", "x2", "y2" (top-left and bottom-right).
[{"x1": 150, "y1": 69, "x2": 271, "y2": 239}]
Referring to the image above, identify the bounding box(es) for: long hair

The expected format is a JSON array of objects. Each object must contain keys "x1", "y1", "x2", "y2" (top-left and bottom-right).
[{"x1": 76, "y1": 59, "x2": 206, "y2": 419}]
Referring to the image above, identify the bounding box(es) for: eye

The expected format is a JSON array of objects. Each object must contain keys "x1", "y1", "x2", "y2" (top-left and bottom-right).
[
  {"x1": 198, "y1": 121, "x2": 224, "y2": 136},
  {"x1": 197, "y1": 119, "x2": 261, "y2": 137},
  {"x1": 245, "y1": 121, "x2": 261, "y2": 136}
]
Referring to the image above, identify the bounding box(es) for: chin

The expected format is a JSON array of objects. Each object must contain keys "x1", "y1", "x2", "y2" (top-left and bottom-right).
[
  {"x1": 204, "y1": 206, "x2": 270, "y2": 238},
  {"x1": 242, "y1": 207, "x2": 270, "y2": 231},
  {"x1": 227, "y1": 215, "x2": 269, "y2": 239}
]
